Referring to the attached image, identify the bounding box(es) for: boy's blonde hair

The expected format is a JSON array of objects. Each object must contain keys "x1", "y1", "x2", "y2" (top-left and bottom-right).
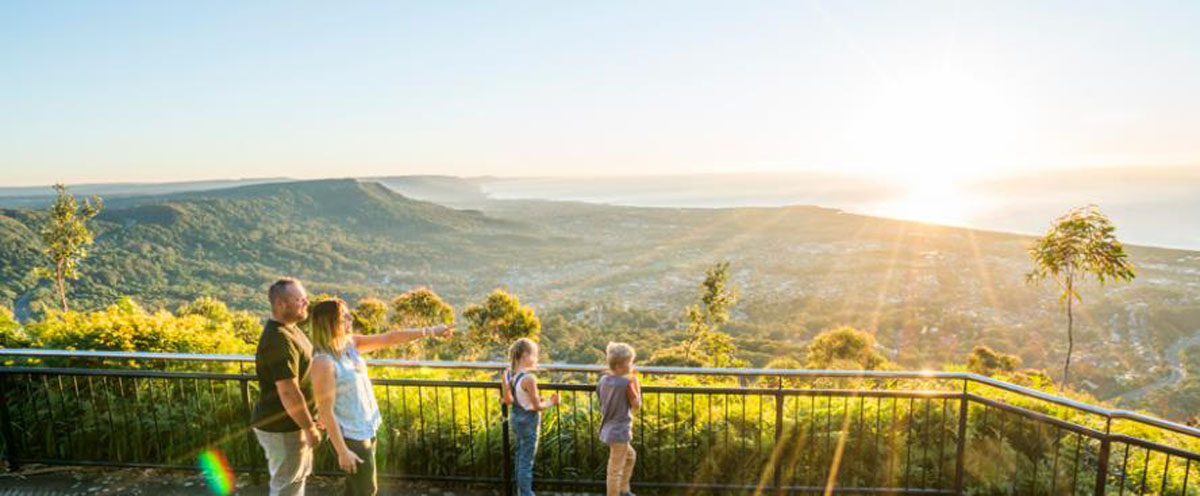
[{"x1": 606, "y1": 342, "x2": 636, "y2": 370}]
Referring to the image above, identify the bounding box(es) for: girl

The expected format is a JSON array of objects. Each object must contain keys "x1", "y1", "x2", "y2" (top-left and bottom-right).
[
  {"x1": 310, "y1": 299, "x2": 452, "y2": 496},
  {"x1": 598, "y1": 342, "x2": 641, "y2": 496},
  {"x1": 502, "y1": 338, "x2": 560, "y2": 496}
]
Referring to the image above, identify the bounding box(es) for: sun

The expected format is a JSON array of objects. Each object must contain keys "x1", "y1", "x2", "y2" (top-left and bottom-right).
[
  {"x1": 841, "y1": 69, "x2": 1030, "y2": 225},
  {"x1": 883, "y1": 177, "x2": 971, "y2": 226},
  {"x1": 845, "y1": 69, "x2": 1028, "y2": 177}
]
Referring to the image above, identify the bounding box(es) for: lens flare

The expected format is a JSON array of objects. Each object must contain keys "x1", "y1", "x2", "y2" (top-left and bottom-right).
[{"x1": 198, "y1": 448, "x2": 235, "y2": 495}]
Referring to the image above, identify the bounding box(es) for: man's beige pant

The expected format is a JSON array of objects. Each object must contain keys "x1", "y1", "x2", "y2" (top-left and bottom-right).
[
  {"x1": 606, "y1": 442, "x2": 637, "y2": 496},
  {"x1": 254, "y1": 428, "x2": 314, "y2": 496}
]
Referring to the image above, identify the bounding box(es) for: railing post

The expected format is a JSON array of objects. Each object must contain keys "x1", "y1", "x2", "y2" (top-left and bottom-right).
[
  {"x1": 1095, "y1": 417, "x2": 1112, "y2": 496},
  {"x1": 0, "y1": 374, "x2": 18, "y2": 471},
  {"x1": 240, "y1": 378, "x2": 261, "y2": 485},
  {"x1": 773, "y1": 381, "x2": 784, "y2": 496},
  {"x1": 502, "y1": 400, "x2": 513, "y2": 496},
  {"x1": 953, "y1": 379, "x2": 969, "y2": 495}
]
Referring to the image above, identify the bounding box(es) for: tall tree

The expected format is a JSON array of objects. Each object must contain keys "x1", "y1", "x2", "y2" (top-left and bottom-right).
[
  {"x1": 1027, "y1": 205, "x2": 1135, "y2": 385},
  {"x1": 390, "y1": 288, "x2": 454, "y2": 328},
  {"x1": 462, "y1": 289, "x2": 540, "y2": 357},
  {"x1": 32, "y1": 184, "x2": 103, "y2": 312},
  {"x1": 388, "y1": 288, "x2": 457, "y2": 358},
  {"x1": 683, "y1": 261, "x2": 737, "y2": 363},
  {"x1": 804, "y1": 326, "x2": 887, "y2": 370},
  {"x1": 966, "y1": 345, "x2": 1022, "y2": 376},
  {"x1": 352, "y1": 298, "x2": 389, "y2": 335},
  {"x1": 649, "y1": 261, "x2": 743, "y2": 367}
]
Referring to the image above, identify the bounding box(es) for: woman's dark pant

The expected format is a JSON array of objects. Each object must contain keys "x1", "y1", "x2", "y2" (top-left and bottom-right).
[{"x1": 343, "y1": 437, "x2": 377, "y2": 496}]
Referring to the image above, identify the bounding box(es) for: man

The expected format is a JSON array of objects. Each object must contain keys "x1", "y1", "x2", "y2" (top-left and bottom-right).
[{"x1": 252, "y1": 277, "x2": 321, "y2": 496}]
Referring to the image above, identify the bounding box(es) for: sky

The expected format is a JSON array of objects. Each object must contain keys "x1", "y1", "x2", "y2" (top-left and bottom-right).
[{"x1": 2, "y1": 1, "x2": 1199, "y2": 187}]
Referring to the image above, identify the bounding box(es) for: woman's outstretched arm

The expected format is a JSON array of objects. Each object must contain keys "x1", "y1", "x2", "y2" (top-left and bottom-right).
[{"x1": 353, "y1": 324, "x2": 453, "y2": 354}]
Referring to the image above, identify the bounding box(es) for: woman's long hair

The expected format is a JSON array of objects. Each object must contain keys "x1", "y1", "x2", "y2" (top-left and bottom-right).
[{"x1": 311, "y1": 299, "x2": 350, "y2": 356}]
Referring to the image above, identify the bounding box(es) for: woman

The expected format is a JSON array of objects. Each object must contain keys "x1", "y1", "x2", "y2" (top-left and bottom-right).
[{"x1": 309, "y1": 299, "x2": 453, "y2": 496}]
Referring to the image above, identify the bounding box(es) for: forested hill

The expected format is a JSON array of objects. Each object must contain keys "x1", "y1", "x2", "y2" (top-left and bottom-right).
[
  {"x1": 0, "y1": 178, "x2": 563, "y2": 314},
  {"x1": 4, "y1": 178, "x2": 1200, "y2": 419}
]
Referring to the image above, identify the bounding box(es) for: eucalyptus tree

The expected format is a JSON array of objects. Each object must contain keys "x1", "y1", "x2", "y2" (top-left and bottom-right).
[
  {"x1": 33, "y1": 184, "x2": 103, "y2": 312},
  {"x1": 1027, "y1": 205, "x2": 1134, "y2": 385}
]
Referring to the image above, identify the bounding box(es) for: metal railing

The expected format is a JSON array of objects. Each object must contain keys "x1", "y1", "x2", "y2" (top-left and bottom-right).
[{"x1": 1, "y1": 349, "x2": 1198, "y2": 495}]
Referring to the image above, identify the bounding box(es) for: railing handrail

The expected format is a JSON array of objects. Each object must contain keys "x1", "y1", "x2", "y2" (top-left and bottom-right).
[{"x1": 3, "y1": 347, "x2": 1198, "y2": 439}]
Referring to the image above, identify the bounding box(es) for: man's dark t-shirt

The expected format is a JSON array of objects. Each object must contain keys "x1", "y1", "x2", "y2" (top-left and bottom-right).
[{"x1": 251, "y1": 319, "x2": 315, "y2": 432}]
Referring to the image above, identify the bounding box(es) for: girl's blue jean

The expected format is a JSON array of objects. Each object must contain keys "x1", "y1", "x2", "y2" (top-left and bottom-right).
[{"x1": 512, "y1": 409, "x2": 541, "y2": 496}]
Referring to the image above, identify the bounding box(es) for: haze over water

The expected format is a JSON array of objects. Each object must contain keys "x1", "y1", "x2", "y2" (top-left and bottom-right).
[{"x1": 481, "y1": 168, "x2": 1200, "y2": 251}]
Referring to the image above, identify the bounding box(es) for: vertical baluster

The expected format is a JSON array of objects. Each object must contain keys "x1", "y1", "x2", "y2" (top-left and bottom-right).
[
  {"x1": 0, "y1": 374, "x2": 19, "y2": 470},
  {"x1": 112, "y1": 377, "x2": 130, "y2": 461},
  {"x1": 1071, "y1": 431, "x2": 1083, "y2": 494},
  {"x1": 383, "y1": 384, "x2": 395, "y2": 475},
  {"x1": 145, "y1": 376, "x2": 164, "y2": 463},
  {"x1": 432, "y1": 386, "x2": 441, "y2": 469},
  {"x1": 856, "y1": 394, "x2": 866, "y2": 487},
  {"x1": 556, "y1": 385, "x2": 564, "y2": 477},
  {"x1": 1094, "y1": 417, "x2": 1111, "y2": 496},
  {"x1": 953, "y1": 384, "x2": 968, "y2": 494},
  {"x1": 690, "y1": 392, "x2": 697, "y2": 474},
  {"x1": 466, "y1": 386, "x2": 475, "y2": 476},
  {"x1": 129, "y1": 377, "x2": 146, "y2": 462},
  {"x1": 37, "y1": 375, "x2": 60, "y2": 459},
  {"x1": 937, "y1": 397, "x2": 947, "y2": 488},
  {"x1": 876, "y1": 395, "x2": 884, "y2": 488},
  {"x1": 240, "y1": 378, "x2": 259, "y2": 483},
  {"x1": 1028, "y1": 418, "x2": 1041, "y2": 495},
  {"x1": 125, "y1": 376, "x2": 142, "y2": 462},
  {"x1": 794, "y1": 392, "x2": 804, "y2": 487},
  {"x1": 1140, "y1": 447, "x2": 1151, "y2": 495},
  {"x1": 825, "y1": 395, "x2": 834, "y2": 478},
  {"x1": 193, "y1": 379, "x2": 210, "y2": 452},
  {"x1": 673, "y1": 390, "x2": 680, "y2": 476},
  {"x1": 416, "y1": 385, "x2": 426, "y2": 466},
  {"x1": 1118, "y1": 442, "x2": 1130, "y2": 496},
  {"x1": 1006, "y1": 412, "x2": 1018, "y2": 495},
  {"x1": 773, "y1": 385, "x2": 784, "y2": 496},
  {"x1": 886, "y1": 396, "x2": 898, "y2": 488},
  {"x1": 1180, "y1": 459, "x2": 1191, "y2": 496},
  {"x1": 571, "y1": 389, "x2": 580, "y2": 476},
  {"x1": 399, "y1": 384, "x2": 410, "y2": 465},
  {"x1": 903, "y1": 396, "x2": 914, "y2": 490},
  {"x1": 1160, "y1": 454, "x2": 1171, "y2": 496},
  {"x1": 1051, "y1": 426, "x2": 1063, "y2": 495},
  {"x1": 82, "y1": 376, "x2": 98, "y2": 460},
  {"x1": 71, "y1": 377, "x2": 88, "y2": 459},
  {"x1": 590, "y1": 388, "x2": 599, "y2": 476},
  {"x1": 502, "y1": 389, "x2": 513, "y2": 496},
  {"x1": 921, "y1": 398, "x2": 931, "y2": 489},
  {"x1": 20, "y1": 376, "x2": 36, "y2": 459},
  {"x1": 56, "y1": 376, "x2": 74, "y2": 460},
  {"x1": 449, "y1": 386, "x2": 457, "y2": 475}
]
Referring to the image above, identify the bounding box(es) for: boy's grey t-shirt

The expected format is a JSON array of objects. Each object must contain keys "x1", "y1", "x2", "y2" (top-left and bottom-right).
[{"x1": 597, "y1": 374, "x2": 633, "y2": 443}]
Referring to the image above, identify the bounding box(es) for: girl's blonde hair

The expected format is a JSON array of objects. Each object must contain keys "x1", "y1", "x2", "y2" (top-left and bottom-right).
[
  {"x1": 606, "y1": 342, "x2": 636, "y2": 370},
  {"x1": 508, "y1": 337, "x2": 538, "y2": 372},
  {"x1": 311, "y1": 299, "x2": 351, "y2": 356}
]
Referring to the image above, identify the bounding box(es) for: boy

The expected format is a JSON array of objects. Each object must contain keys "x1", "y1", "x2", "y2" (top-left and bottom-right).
[{"x1": 597, "y1": 342, "x2": 642, "y2": 496}]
